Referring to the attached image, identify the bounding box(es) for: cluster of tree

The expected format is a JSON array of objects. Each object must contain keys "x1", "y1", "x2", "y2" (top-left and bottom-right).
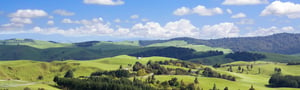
[
  {"x1": 74, "y1": 41, "x2": 100, "y2": 47},
  {"x1": 130, "y1": 47, "x2": 224, "y2": 60},
  {"x1": 54, "y1": 76, "x2": 155, "y2": 90},
  {"x1": 287, "y1": 62, "x2": 300, "y2": 65},
  {"x1": 155, "y1": 60, "x2": 197, "y2": 69},
  {"x1": 269, "y1": 74, "x2": 300, "y2": 88},
  {"x1": 133, "y1": 61, "x2": 169, "y2": 75},
  {"x1": 133, "y1": 61, "x2": 197, "y2": 76},
  {"x1": 160, "y1": 77, "x2": 200, "y2": 90},
  {"x1": 90, "y1": 70, "x2": 130, "y2": 78},
  {"x1": 274, "y1": 67, "x2": 281, "y2": 73},
  {"x1": 202, "y1": 67, "x2": 236, "y2": 81},
  {"x1": 225, "y1": 52, "x2": 266, "y2": 61}
]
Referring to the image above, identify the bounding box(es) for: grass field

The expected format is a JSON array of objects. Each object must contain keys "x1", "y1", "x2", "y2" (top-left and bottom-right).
[
  {"x1": 0, "y1": 55, "x2": 299, "y2": 90},
  {"x1": 146, "y1": 40, "x2": 232, "y2": 53}
]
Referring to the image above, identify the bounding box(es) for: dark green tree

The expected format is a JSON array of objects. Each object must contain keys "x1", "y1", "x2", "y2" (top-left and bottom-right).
[
  {"x1": 194, "y1": 77, "x2": 199, "y2": 84},
  {"x1": 224, "y1": 86, "x2": 228, "y2": 90},
  {"x1": 249, "y1": 85, "x2": 255, "y2": 90},
  {"x1": 64, "y1": 70, "x2": 74, "y2": 78}
]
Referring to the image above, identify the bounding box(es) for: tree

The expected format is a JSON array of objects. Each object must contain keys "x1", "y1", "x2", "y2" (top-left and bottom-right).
[
  {"x1": 53, "y1": 76, "x2": 59, "y2": 82},
  {"x1": 37, "y1": 75, "x2": 43, "y2": 80},
  {"x1": 64, "y1": 70, "x2": 74, "y2": 78},
  {"x1": 194, "y1": 77, "x2": 199, "y2": 84},
  {"x1": 249, "y1": 85, "x2": 255, "y2": 90},
  {"x1": 180, "y1": 79, "x2": 185, "y2": 86},
  {"x1": 133, "y1": 62, "x2": 145, "y2": 71},
  {"x1": 119, "y1": 65, "x2": 123, "y2": 70},
  {"x1": 224, "y1": 86, "x2": 228, "y2": 90},
  {"x1": 211, "y1": 83, "x2": 219, "y2": 90},
  {"x1": 24, "y1": 87, "x2": 31, "y2": 90},
  {"x1": 238, "y1": 66, "x2": 241, "y2": 72}
]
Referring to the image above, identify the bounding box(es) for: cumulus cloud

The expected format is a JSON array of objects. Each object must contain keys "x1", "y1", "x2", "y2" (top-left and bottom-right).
[
  {"x1": 200, "y1": 22, "x2": 240, "y2": 39},
  {"x1": 83, "y1": 0, "x2": 124, "y2": 5},
  {"x1": 173, "y1": 5, "x2": 223, "y2": 16},
  {"x1": 10, "y1": 18, "x2": 32, "y2": 24},
  {"x1": 47, "y1": 20, "x2": 54, "y2": 25},
  {"x1": 33, "y1": 18, "x2": 113, "y2": 36},
  {"x1": 260, "y1": 1, "x2": 300, "y2": 18},
  {"x1": 128, "y1": 19, "x2": 199, "y2": 38},
  {"x1": 193, "y1": 5, "x2": 223, "y2": 16},
  {"x1": 0, "y1": 9, "x2": 48, "y2": 29},
  {"x1": 53, "y1": 9, "x2": 75, "y2": 16},
  {"x1": 173, "y1": 7, "x2": 191, "y2": 16},
  {"x1": 130, "y1": 14, "x2": 139, "y2": 19},
  {"x1": 231, "y1": 13, "x2": 247, "y2": 18},
  {"x1": 9, "y1": 9, "x2": 47, "y2": 18},
  {"x1": 114, "y1": 19, "x2": 121, "y2": 23},
  {"x1": 246, "y1": 26, "x2": 295, "y2": 37},
  {"x1": 223, "y1": 0, "x2": 268, "y2": 5},
  {"x1": 226, "y1": 9, "x2": 233, "y2": 14},
  {"x1": 61, "y1": 18, "x2": 104, "y2": 25}
]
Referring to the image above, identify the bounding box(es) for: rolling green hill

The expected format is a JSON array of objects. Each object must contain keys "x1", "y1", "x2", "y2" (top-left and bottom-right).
[
  {"x1": 1, "y1": 56, "x2": 299, "y2": 90},
  {"x1": 189, "y1": 52, "x2": 300, "y2": 65},
  {"x1": 146, "y1": 40, "x2": 232, "y2": 53},
  {"x1": 140, "y1": 33, "x2": 300, "y2": 55},
  {"x1": 0, "y1": 38, "x2": 72, "y2": 49}
]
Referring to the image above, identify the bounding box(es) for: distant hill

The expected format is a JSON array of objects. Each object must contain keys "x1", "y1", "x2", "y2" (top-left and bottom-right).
[{"x1": 140, "y1": 33, "x2": 300, "y2": 54}]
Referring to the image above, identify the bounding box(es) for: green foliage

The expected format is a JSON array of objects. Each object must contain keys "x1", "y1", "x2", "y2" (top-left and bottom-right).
[
  {"x1": 133, "y1": 62, "x2": 145, "y2": 71},
  {"x1": 90, "y1": 70, "x2": 130, "y2": 78},
  {"x1": 203, "y1": 67, "x2": 236, "y2": 81},
  {"x1": 225, "y1": 52, "x2": 266, "y2": 61},
  {"x1": 54, "y1": 76, "x2": 155, "y2": 90},
  {"x1": 249, "y1": 85, "x2": 255, "y2": 90},
  {"x1": 64, "y1": 70, "x2": 74, "y2": 78},
  {"x1": 269, "y1": 74, "x2": 300, "y2": 88}
]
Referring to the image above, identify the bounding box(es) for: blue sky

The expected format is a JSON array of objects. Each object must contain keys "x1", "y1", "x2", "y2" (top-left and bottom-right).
[{"x1": 1, "y1": 0, "x2": 300, "y2": 42}]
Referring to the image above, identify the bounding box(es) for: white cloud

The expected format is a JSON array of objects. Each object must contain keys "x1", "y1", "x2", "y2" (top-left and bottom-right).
[
  {"x1": 260, "y1": 1, "x2": 300, "y2": 18},
  {"x1": 9, "y1": 9, "x2": 47, "y2": 18},
  {"x1": 226, "y1": 9, "x2": 232, "y2": 14},
  {"x1": 62, "y1": 18, "x2": 73, "y2": 23},
  {"x1": 236, "y1": 19, "x2": 254, "y2": 24},
  {"x1": 128, "y1": 19, "x2": 199, "y2": 38},
  {"x1": 193, "y1": 5, "x2": 223, "y2": 16},
  {"x1": 173, "y1": 7, "x2": 191, "y2": 16},
  {"x1": 53, "y1": 9, "x2": 75, "y2": 16},
  {"x1": 223, "y1": 0, "x2": 268, "y2": 5},
  {"x1": 0, "y1": 23, "x2": 24, "y2": 30},
  {"x1": 2, "y1": 9, "x2": 48, "y2": 28},
  {"x1": 47, "y1": 20, "x2": 54, "y2": 25},
  {"x1": 10, "y1": 18, "x2": 32, "y2": 24},
  {"x1": 173, "y1": 5, "x2": 223, "y2": 16},
  {"x1": 33, "y1": 18, "x2": 113, "y2": 36},
  {"x1": 130, "y1": 14, "x2": 139, "y2": 19},
  {"x1": 231, "y1": 13, "x2": 246, "y2": 18},
  {"x1": 83, "y1": 0, "x2": 124, "y2": 5},
  {"x1": 201, "y1": 22, "x2": 240, "y2": 39},
  {"x1": 246, "y1": 26, "x2": 295, "y2": 36},
  {"x1": 114, "y1": 19, "x2": 121, "y2": 23}
]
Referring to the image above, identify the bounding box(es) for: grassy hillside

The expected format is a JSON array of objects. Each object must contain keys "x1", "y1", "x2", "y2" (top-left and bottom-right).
[
  {"x1": 189, "y1": 52, "x2": 300, "y2": 65},
  {"x1": 147, "y1": 40, "x2": 232, "y2": 53},
  {"x1": 1, "y1": 57, "x2": 299, "y2": 90},
  {"x1": 0, "y1": 39, "x2": 72, "y2": 49},
  {"x1": 0, "y1": 55, "x2": 177, "y2": 89}
]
